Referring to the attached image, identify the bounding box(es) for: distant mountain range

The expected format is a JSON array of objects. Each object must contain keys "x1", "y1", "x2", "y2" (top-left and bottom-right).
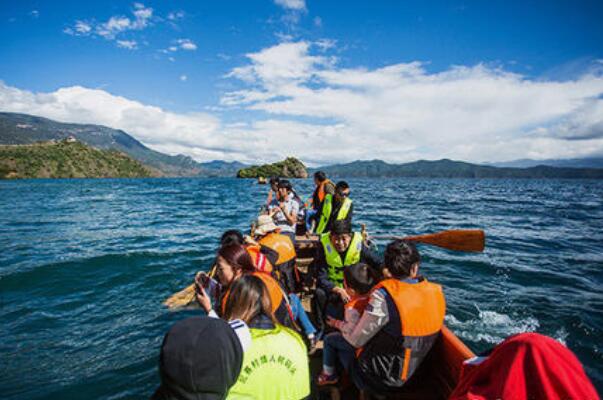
[
  {"x1": 314, "y1": 159, "x2": 603, "y2": 179},
  {"x1": 0, "y1": 112, "x2": 246, "y2": 177},
  {"x1": 485, "y1": 157, "x2": 603, "y2": 169},
  {"x1": 2, "y1": 112, "x2": 602, "y2": 179}
]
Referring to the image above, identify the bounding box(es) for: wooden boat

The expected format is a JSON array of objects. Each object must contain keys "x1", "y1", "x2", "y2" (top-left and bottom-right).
[
  {"x1": 165, "y1": 230, "x2": 477, "y2": 399},
  {"x1": 294, "y1": 234, "x2": 475, "y2": 399}
]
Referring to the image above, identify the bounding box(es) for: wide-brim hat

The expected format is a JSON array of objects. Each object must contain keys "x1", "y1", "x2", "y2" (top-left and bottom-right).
[{"x1": 255, "y1": 214, "x2": 279, "y2": 236}]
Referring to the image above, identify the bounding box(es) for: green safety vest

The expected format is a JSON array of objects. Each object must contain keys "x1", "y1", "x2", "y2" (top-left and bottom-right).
[
  {"x1": 227, "y1": 325, "x2": 310, "y2": 400},
  {"x1": 316, "y1": 194, "x2": 353, "y2": 234},
  {"x1": 320, "y1": 232, "x2": 363, "y2": 288}
]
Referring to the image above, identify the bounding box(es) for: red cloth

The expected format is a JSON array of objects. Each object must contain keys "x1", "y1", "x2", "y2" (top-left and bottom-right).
[{"x1": 450, "y1": 332, "x2": 599, "y2": 400}]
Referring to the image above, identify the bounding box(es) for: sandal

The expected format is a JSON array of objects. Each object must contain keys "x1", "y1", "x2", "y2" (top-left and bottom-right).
[{"x1": 317, "y1": 371, "x2": 339, "y2": 386}]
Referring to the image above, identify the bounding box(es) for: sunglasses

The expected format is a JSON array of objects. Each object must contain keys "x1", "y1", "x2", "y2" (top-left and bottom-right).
[{"x1": 337, "y1": 191, "x2": 350, "y2": 197}]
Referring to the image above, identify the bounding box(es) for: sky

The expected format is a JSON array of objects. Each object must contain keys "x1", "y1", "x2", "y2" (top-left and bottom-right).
[{"x1": 1, "y1": 0, "x2": 603, "y2": 165}]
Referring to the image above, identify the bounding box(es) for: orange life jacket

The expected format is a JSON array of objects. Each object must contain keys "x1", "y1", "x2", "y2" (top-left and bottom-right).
[
  {"x1": 220, "y1": 272, "x2": 293, "y2": 326},
  {"x1": 357, "y1": 277, "x2": 445, "y2": 386},
  {"x1": 316, "y1": 179, "x2": 332, "y2": 203},
  {"x1": 345, "y1": 294, "x2": 370, "y2": 315},
  {"x1": 258, "y1": 232, "x2": 296, "y2": 265},
  {"x1": 245, "y1": 244, "x2": 273, "y2": 273}
]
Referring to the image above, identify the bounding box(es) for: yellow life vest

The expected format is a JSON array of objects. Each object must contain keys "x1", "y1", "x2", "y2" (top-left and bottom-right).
[
  {"x1": 320, "y1": 232, "x2": 363, "y2": 287},
  {"x1": 227, "y1": 325, "x2": 310, "y2": 400},
  {"x1": 316, "y1": 194, "x2": 352, "y2": 234}
]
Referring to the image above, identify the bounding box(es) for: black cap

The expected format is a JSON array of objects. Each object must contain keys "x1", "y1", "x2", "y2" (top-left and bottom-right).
[
  {"x1": 153, "y1": 316, "x2": 243, "y2": 400},
  {"x1": 331, "y1": 219, "x2": 352, "y2": 234},
  {"x1": 277, "y1": 179, "x2": 292, "y2": 190}
]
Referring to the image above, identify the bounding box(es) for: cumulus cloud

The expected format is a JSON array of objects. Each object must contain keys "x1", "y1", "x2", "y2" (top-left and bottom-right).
[
  {"x1": 220, "y1": 41, "x2": 603, "y2": 163},
  {"x1": 180, "y1": 74, "x2": 188, "y2": 81},
  {"x1": 274, "y1": 0, "x2": 306, "y2": 11},
  {"x1": 2, "y1": 40, "x2": 603, "y2": 165}
]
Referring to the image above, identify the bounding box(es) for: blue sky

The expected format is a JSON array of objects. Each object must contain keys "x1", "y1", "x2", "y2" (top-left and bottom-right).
[{"x1": 1, "y1": 0, "x2": 603, "y2": 164}]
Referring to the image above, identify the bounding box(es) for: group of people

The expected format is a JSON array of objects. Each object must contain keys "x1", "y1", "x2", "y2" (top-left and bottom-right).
[
  {"x1": 265, "y1": 172, "x2": 353, "y2": 239},
  {"x1": 153, "y1": 171, "x2": 600, "y2": 400}
]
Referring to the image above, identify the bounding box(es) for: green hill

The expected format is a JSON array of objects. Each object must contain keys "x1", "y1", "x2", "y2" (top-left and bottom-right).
[
  {"x1": 0, "y1": 140, "x2": 156, "y2": 179},
  {"x1": 314, "y1": 159, "x2": 603, "y2": 179},
  {"x1": 237, "y1": 157, "x2": 308, "y2": 178},
  {"x1": 0, "y1": 112, "x2": 246, "y2": 177}
]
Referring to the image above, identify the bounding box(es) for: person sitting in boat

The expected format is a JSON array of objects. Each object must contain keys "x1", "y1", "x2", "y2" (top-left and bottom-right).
[
  {"x1": 152, "y1": 316, "x2": 247, "y2": 400},
  {"x1": 220, "y1": 228, "x2": 276, "y2": 274},
  {"x1": 268, "y1": 179, "x2": 300, "y2": 243},
  {"x1": 265, "y1": 176, "x2": 280, "y2": 207},
  {"x1": 215, "y1": 274, "x2": 311, "y2": 400},
  {"x1": 345, "y1": 240, "x2": 446, "y2": 396},
  {"x1": 305, "y1": 171, "x2": 335, "y2": 233},
  {"x1": 317, "y1": 263, "x2": 376, "y2": 386},
  {"x1": 450, "y1": 332, "x2": 599, "y2": 400},
  {"x1": 249, "y1": 215, "x2": 319, "y2": 351},
  {"x1": 311, "y1": 219, "x2": 382, "y2": 335},
  {"x1": 315, "y1": 181, "x2": 353, "y2": 235},
  {"x1": 195, "y1": 243, "x2": 295, "y2": 328}
]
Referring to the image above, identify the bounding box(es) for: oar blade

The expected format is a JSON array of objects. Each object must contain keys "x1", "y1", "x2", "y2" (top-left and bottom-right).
[
  {"x1": 408, "y1": 230, "x2": 485, "y2": 252},
  {"x1": 164, "y1": 283, "x2": 196, "y2": 309}
]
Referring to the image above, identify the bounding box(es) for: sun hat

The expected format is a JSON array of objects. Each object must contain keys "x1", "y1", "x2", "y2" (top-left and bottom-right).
[{"x1": 255, "y1": 214, "x2": 279, "y2": 236}]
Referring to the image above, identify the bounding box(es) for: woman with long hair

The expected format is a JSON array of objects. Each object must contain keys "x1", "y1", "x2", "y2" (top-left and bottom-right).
[
  {"x1": 196, "y1": 244, "x2": 295, "y2": 327},
  {"x1": 223, "y1": 275, "x2": 310, "y2": 400}
]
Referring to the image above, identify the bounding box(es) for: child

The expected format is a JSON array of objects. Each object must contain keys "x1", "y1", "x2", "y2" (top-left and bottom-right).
[{"x1": 317, "y1": 263, "x2": 376, "y2": 386}]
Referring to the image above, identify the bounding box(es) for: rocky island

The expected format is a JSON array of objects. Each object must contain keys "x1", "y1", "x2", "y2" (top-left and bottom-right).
[{"x1": 236, "y1": 157, "x2": 308, "y2": 179}]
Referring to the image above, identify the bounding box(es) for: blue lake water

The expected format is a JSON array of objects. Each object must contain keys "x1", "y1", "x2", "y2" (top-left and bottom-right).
[{"x1": 1, "y1": 178, "x2": 602, "y2": 398}]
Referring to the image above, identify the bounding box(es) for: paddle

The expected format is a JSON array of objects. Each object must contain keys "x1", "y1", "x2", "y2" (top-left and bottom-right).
[
  {"x1": 163, "y1": 264, "x2": 217, "y2": 310},
  {"x1": 371, "y1": 229, "x2": 485, "y2": 252}
]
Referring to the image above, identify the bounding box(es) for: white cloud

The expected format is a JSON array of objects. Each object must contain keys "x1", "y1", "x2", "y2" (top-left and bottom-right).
[
  {"x1": 30, "y1": 10, "x2": 39, "y2": 18},
  {"x1": 220, "y1": 41, "x2": 603, "y2": 163},
  {"x1": 164, "y1": 39, "x2": 197, "y2": 53},
  {"x1": 0, "y1": 82, "x2": 239, "y2": 161},
  {"x1": 180, "y1": 75, "x2": 188, "y2": 81},
  {"x1": 64, "y1": 3, "x2": 153, "y2": 46},
  {"x1": 2, "y1": 40, "x2": 603, "y2": 165},
  {"x1": 116, "y1": 40, "x2": 137, "y2": 50},
  {"x1": 176, "y1": 38, "x2": 197, "y2": 51},
  {"x1": 64, "y1": 20, "x2": 93, "y2": 36},
  {"x1": 274, "y1": 0, "x2": 306, "y2": 11},
  {"x1": 167, "y1": 11, "x2": 185, "y2": 21},
  {"x1": 315, "y1": 38, "x2": 336, "y2": 52}
]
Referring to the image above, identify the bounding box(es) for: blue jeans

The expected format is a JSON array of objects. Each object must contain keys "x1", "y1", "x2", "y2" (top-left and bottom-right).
[
  {"x1": 289, "y1": 294, "x2": 317, "y2": 336},
  {"x1": 323, "y1": 332, "x2": 356, "y2": 373},
  {"x1": 305, "y1": 209, "x2": 318, "y2": 232}
]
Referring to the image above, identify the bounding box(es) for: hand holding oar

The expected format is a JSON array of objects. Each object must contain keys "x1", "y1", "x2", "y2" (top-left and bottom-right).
[{"x1": 371, "y1": 229, "x2": 485, "y2": 252}]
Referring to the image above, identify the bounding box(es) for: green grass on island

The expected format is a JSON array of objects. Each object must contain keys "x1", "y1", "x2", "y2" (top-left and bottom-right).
[{"x1": 0, "y1": 140, "x2": 157, "y2": 179}]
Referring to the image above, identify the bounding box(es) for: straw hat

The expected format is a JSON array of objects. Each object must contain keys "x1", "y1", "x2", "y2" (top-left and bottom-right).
[{"x1": 255, "y1": 214, "x2": 279, "y2": 236}]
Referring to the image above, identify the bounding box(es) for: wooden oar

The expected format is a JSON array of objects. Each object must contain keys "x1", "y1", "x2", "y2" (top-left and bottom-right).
[
  {"x1": 163, "y1": 264, "x2": 217, "y2": 310},
  {"x1": 371, "y1": 229, "x2": 485, "y2": 252}
]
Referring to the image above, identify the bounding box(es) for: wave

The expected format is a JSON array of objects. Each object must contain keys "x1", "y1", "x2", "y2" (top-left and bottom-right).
[{"x1": 446, "y1": 306, "x2": 540, "y2": 345}]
